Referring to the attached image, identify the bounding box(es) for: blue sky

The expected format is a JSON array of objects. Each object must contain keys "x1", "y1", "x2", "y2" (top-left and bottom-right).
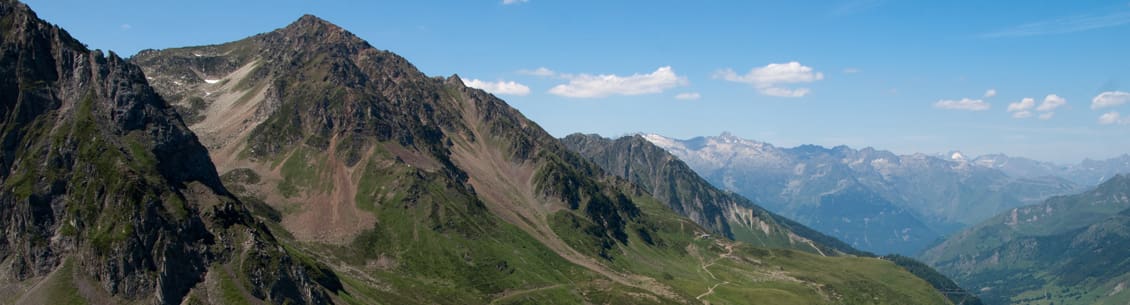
[{"x1": 23, "y1": 0, "x2": 1130, "y2": 163}]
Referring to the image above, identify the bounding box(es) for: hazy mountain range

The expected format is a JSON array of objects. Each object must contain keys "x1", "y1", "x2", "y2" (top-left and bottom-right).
[{"x1": 640, "y1": 132, "x2": 1108, "y2": 255}]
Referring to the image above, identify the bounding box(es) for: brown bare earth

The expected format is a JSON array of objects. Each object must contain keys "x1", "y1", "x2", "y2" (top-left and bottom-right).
[
  {"x1": 278, "y1": 139, "x2": 375, "y2": 245},
  {"x1": 165, "y1": 58, "x2": 377, "y2": 245}
]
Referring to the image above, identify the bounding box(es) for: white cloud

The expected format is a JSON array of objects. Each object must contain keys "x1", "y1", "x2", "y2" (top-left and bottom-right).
[
  {"x1": 714, "y1": 62, "x2": 824, "y2": 97},
  {"x1": 1099, "y1": 111, "x2": 1124, "y2": 125},
  {"x1": 1092, "y1": 91, "x2": 1130, "y2": 109},
  {"x1": 843, "y1": 68, "x2": 861, "y2": 74},
  {"x1": 517, "y1": 67, "x2": 556, "y2": 77},
  {"x1": 502, "y1": 0, "x2": 528, "y2": 5},
  {"x1": 1009, "y1": 95, "x2": 1063, "y2": 119},
  {"x1": 984, "y1": 89, "x2": 997, "y2": 98},
  {"x1": 675, "y1": 92, "x2": 701, "y2": 100},
  {"x1": 548, "y1": 66, "x2": 687, "y2": 98},
  {"x1": 1008, "y1": 97, "x2": 1035, "y2": 112},
  {"x1": 1037, "y1": 94, "x2": 1066, "y2": 111},
  {"x1": 463, "y1": 78, "x2": 531, "y2": 96},
  {"x1": 934, "y1": 98, "x2": 990, "y2": 111}
]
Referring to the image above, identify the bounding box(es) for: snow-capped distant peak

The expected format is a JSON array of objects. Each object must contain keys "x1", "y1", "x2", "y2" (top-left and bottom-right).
[
  {"x1": 640, "y1": 133, "x2": 678, "y2": 149},
  {"x1": 950, "y1": 151, "x2": 966, "y2": 161}
]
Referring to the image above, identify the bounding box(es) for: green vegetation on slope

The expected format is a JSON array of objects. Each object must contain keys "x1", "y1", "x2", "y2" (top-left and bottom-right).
[{"x1": 922, "y1": 175, "x2": 1130, "y2": 305}]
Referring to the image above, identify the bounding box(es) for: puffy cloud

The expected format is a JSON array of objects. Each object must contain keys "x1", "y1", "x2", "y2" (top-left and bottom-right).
[
  {"x1": 1036, "y1": 94, "x2": 1066, "y2": 111},
  {"x1": 502, "y1": 0, "x2": 528, "y2": 5},
  {"x1": 675, "y1": 92, "x2": 701, "y2": 100},
  {"x1": 714, "y1": 62, "x2": 824, "y2": 97},
  {"x1": 1099, "y1": 111, "x2": 1123, "y2": 125},
  {"x1": 984, "y1": 89, "x2": 997, "y2": 98},
  {"x1": 517, "y1": 67, "x2": 556, "y2": 77},
  {"x1": 934, "y1": 98, "x2": 990, "y2": 111},
  {"x1": 1091, "y1": 91, "x2": 1130, "y2": 109},
  {"x1": 548, "y1": 66, "x2": 687, "y2": 98},
  {"x1": 1008, "y1": 97, "x2": 1035, "y2": 112},
  {"x1": 463, "y1": 78, "x2": 531, "y2": 96},
  {"x1": 1009, "y1": 95, "x2": 1064, "y2": 119}
]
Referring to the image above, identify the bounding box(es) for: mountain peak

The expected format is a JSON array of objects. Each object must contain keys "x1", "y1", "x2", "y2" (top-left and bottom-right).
[
  {"x1": 446, "y1": 73, "x2": 466, "y2": 88},
  {"x1": 289, "y1": 14, "x2": 342, "y2": 31},
  {"x1": 949, "y1": 151, "x2": 967, "y2": 161},
  {"x1": 267, "y1": 13, "x2": 368, "y2": 49}
]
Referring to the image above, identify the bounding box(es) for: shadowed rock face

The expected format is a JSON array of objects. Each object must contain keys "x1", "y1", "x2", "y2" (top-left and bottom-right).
[{"x1": 0, "y1": 2, "x2": 337, "y2": 304}]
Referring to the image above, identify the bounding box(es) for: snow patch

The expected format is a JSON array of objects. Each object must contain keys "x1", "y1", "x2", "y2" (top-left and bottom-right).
[
  {"x1": 204, "y1": 79, "x2": 221, "y2": 84},
  {"x1": 641, "y1": 133, "x2": 679, "y2": 149}
]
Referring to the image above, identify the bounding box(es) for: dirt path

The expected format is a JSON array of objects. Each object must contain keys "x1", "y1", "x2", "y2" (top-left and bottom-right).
[
  {"x1": 489, "y1": 284, "x2": 565, "y2": 304},
  {"x1": 695, "y1": 281, "x2": 730, "y2": 301}
]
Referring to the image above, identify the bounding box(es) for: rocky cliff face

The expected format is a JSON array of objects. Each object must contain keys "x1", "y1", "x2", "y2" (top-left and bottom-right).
[{"x1": 0, "y1": 2, "x2": 338, "y2": 304}]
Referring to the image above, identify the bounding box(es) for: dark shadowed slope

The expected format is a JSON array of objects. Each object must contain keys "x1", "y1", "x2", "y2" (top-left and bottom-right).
[{"x1": 0, "y1": 1, "x2": 340, "y2": 304}]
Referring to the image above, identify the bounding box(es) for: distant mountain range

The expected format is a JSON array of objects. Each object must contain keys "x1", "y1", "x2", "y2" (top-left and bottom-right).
[
  {"x1": 641, "y1": 132, "x2": 1097, "y2": 255},
  {"x1": 921, "y1": 175, "x2": 1130, "y2": 305},
  {"x1": 970, "y1": 153, "x2": 1130, "y2": 186}
]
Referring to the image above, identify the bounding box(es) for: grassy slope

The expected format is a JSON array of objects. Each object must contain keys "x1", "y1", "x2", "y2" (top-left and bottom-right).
[{"x1": 921, "y1": 175, "x2": 1130, "y2": 305}]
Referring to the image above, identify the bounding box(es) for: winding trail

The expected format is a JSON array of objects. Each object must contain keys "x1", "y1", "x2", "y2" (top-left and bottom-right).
[{"x1": 695, "y1": 239, "x2": 736, "y2": 303}]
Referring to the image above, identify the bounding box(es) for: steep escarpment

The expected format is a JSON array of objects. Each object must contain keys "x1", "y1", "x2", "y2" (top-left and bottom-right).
[{"x1": 0, "y1": 2, "x2": 337, "y2": 304}]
